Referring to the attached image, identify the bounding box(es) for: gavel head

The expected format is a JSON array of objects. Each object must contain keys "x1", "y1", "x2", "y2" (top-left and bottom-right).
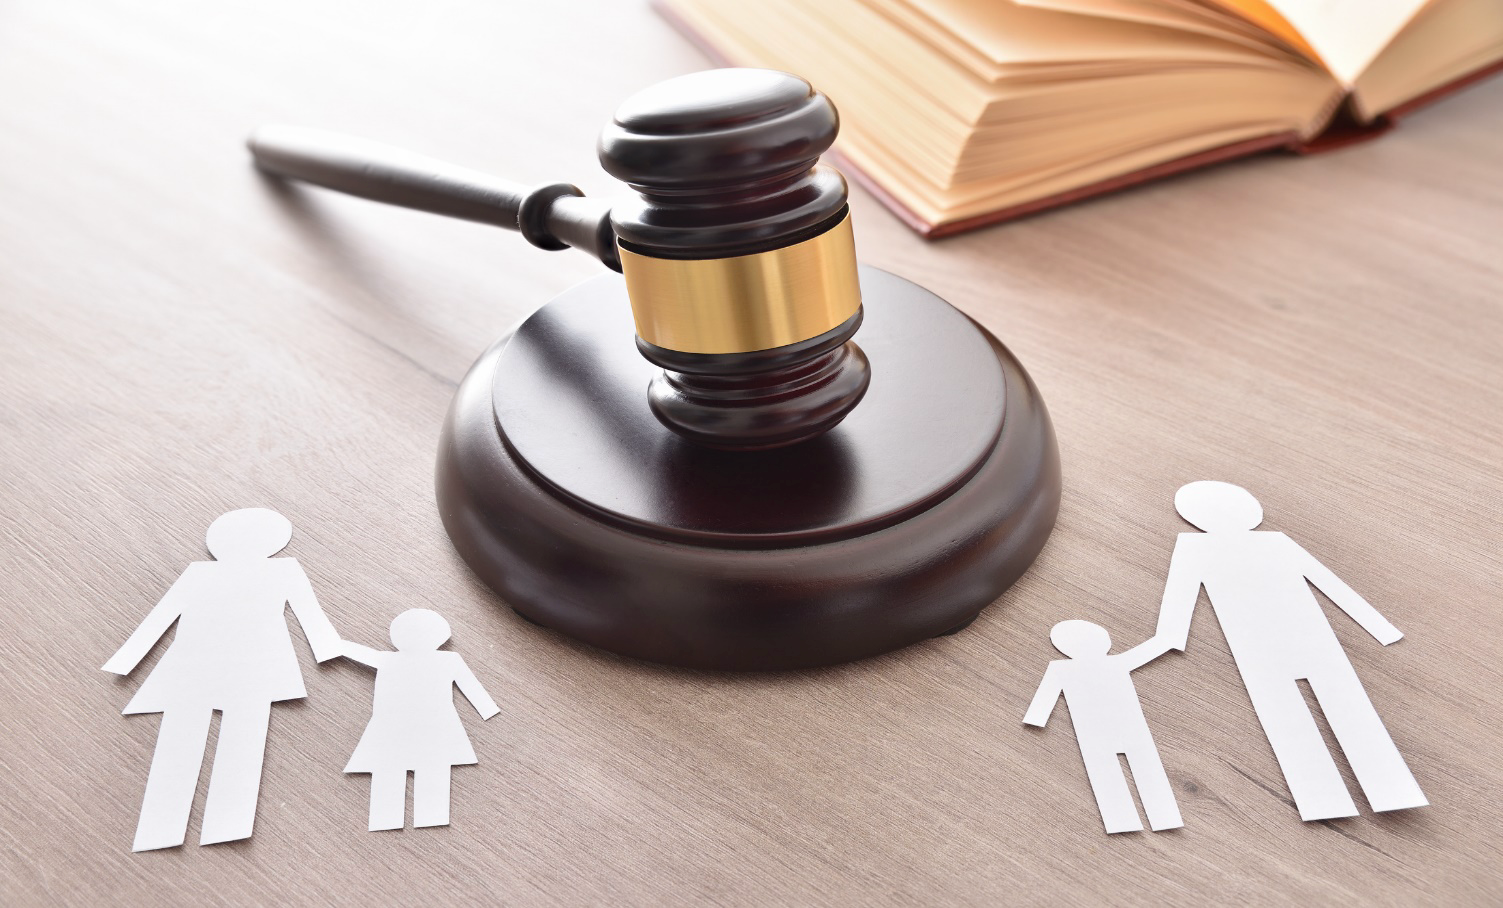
[{"x1": 598, "y1": 68, "x2": 870, "y2": 451}]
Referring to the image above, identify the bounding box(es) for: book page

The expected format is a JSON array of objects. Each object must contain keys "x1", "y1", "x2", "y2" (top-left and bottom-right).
[
  {"x1": 889, "y1": 0, "x2": 1305, "y2": 68},
  {"x1": 1351, "y1": 0, "x2": 1503, "y2": 118},
  {"x1": 1196, "y1": 0, "x2": 1319, "y2": 54},
  {"x1": 1232, "y1": 0, "x2": 1435, "y2": 82},
  {"x1": 1011, "y1": 0, "x2": 1321, "y2": 62}
]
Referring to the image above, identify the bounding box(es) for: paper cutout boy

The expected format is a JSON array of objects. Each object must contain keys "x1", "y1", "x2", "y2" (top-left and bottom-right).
[
  {"x1": 1024, "y1": 619, "x2": 1183, "y2": 834},
  {"x1": 342, "y1": 608, "x2": 499, "y2": 831}
]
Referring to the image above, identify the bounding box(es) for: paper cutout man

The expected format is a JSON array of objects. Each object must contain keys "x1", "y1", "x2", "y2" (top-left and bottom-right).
[
  {"x1": 1144, "y1": 481, "x2": 1427, "y2": 820},
  {"x1": 102, "y1": 508, "x2": 342, "y2": 851},
  {"x1": 1025, "y1": 620, "x2": 1184, "y2": 834},
  {"x1": 341, "y1": 608, "x2": 499, "y2": 831}
]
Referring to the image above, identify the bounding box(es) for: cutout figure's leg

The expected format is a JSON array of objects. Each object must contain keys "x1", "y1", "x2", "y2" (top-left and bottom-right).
[
  {"x1": 133, "y1": 708, "x2": 213, "y2": 852},
  {"x1": 1124, "y1": 743, "x2": 1183, "y2": 831},
  {"x1": 1244, "y1": 676, "x2": 1357, "y2": 820},
  {"x1": 368, "y1": 771, "x2": 406, "y2": 831},
  {"x1": 413, "y1": 765, "x2": 452, "y2": 828},
  {"x1": 1308, "y1": 664, "x2": 1427, "y2": 813},
  {"x1": 1080, "y1": 750, "x2": 1142, "y2": 834},
  {"x1": 201, "y1": 702, "x2": 272, "y2": 845}
]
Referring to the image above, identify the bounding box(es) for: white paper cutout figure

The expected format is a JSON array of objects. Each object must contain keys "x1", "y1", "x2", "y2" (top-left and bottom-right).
[
  {"x1": 102, "y1": 508, "x2": 342, "y2": 851},
  {"x1": 1024, "y1": 620, "x2": 1184, "y2": 834},
  {"x1": 341, "y1": 609, "x2": 499, "y2": 831},
  {"x1": 1143, "y1": 481, "x2": 1427, "y2": 820}
]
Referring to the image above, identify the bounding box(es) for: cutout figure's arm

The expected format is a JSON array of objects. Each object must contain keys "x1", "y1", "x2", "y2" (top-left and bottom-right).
[
  {"x1": 1023, "y1": 663, "x2": 1065, "y2": 728},
  {"x1": 1296, "y1": 541, "x2": 1402, "y2": 644},
  {"x1": 101, "y1": 571, "x2": 193, "y2": 674},
  {"x1": 454, "y1": 658, "x2": 500, "y2": 720},
  {"x1": 285, "y1": 562, "x2": 342, "y2": 662},
  {"x1": 339, "y1": 641, "x2": 388, "y2": 669},
  {"x1": 1151, "y1": 536, "x2": 1202, "y2": 652},
  {"x1": 1118, "y1": 640, "x2": 1165, "y2": 671}
]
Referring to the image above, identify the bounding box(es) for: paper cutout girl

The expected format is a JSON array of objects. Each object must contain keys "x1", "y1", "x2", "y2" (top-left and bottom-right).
[
  {"x1": 341, "y1": 608, "x2": 499, "y2": 831},
  {"x1": 102, "y1": 508, "x2": 342, "y2": 851},
  {"x1": 1024, "y1": 619, "x2": 1184, "y2": 834}
]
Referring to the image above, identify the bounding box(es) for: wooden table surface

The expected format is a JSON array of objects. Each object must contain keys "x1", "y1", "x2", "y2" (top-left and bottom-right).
[{"x1": 3, "y1": 1, "x2": 1500, "y2": 905}]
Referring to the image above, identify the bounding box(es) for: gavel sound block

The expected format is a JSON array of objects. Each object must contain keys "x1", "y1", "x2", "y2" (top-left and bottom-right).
[{"x1": 250, "y1": 69, "x2": 1060, "y2": 670}]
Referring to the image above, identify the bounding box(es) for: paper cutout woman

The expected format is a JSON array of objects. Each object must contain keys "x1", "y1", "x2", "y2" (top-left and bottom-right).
[
  {"x1": 1025, "y1": 620, "x2": 1184, "y2": 834},
  {"x1": 341, "y1": 608, "x2": 499, "y2": 831},
  {"x1": 102, "y1": 508, "x2": 341, "y2": 851},
  {"x1": 1144, "y1": 481, "x2": 1427, "y2": 820}
]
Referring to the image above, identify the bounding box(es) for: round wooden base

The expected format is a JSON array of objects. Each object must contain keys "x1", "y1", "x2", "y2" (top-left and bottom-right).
[{"x1": 436, "y1": 266, "x2": 1060, "y2": 670}]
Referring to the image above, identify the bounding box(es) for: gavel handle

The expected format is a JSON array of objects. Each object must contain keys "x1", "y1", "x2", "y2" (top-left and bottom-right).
[{"x1": 247, "y1": 125, "x2": 620, "y2": 271}]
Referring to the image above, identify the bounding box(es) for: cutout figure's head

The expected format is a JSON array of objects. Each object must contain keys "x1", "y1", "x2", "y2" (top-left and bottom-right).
[
  {"x1": 206, "y1": 508, "x2": 293, "y2": 560},
  {"x1": 1050, "y1": 619, "x2": 1111, "y2": 658},
  {"x1": 390, "y1": 608, "x2": 451, "y2": 652},
  {"x1": 1175, "y1": 481, "x2": 1264, "y2": 533}
]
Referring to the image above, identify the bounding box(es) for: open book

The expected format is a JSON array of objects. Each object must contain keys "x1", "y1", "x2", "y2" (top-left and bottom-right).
[{"x1": 656, "y1": 0, "x2": 1503, "y2": 235}]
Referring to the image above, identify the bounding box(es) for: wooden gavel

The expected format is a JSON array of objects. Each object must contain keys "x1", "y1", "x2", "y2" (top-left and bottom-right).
[
  {"x1": 250, "y1": 68, "x2": 1060, "y2": 671},
  {"x1": 251, "y1": 68, "x2": 868, "y2": 451}
]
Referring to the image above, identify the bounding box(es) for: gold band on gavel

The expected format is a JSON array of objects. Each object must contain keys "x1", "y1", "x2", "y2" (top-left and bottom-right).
[{"x1": 618, "y1": 214, "x2": 861, "y2": 355}]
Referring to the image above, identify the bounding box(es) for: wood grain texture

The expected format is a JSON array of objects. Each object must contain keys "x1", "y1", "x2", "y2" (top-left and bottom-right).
[{"x1": 1, "y1": 1, "x2": 1500, "y2": 904}]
